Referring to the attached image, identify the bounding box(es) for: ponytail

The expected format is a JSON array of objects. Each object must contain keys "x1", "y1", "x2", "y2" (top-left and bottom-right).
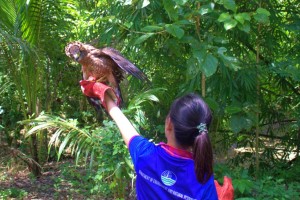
[
  {"x1": 193, "y1": 132, "x2": 213, "y2": 184},
  {"x1": 169, "y1": 93, "x2": 213, "y2": 184}
]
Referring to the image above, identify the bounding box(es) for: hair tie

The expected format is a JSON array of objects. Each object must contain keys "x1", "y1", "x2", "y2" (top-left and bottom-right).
[{"x1": 197, "y1": 123, "x2": 207, "y2": 134}]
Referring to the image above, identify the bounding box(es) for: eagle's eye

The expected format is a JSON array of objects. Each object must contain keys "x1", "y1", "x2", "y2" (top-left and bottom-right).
[{"x1": 69, "y1": 45, "x2": 80, "y2": 55}]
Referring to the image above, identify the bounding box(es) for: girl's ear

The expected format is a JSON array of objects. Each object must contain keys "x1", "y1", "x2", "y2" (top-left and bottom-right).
[{"x1": 165, "y1": 116, "x2": 173, "y2": 131}]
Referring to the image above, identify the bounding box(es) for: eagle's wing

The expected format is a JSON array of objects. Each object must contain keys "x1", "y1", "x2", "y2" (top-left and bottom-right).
[{"x1": 101, "y1": 47, "x2": 150, "y2": 83}]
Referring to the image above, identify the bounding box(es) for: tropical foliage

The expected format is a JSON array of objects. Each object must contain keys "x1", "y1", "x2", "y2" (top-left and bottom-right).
[{"x1": 0, "y1": 0, "x2": 299, "y2": 199}]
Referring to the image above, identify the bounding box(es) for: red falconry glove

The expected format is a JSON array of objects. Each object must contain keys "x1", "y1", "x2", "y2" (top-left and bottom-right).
[
  {"x1": 79, "y1": 80, "x2": 120, "y2": 110},
  {"x1": 214, "y1": 176, "x2": 234, "y2": 200}
]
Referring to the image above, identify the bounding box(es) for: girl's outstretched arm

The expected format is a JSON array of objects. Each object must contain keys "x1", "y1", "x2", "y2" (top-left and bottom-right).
[{"x1": 104, "y1": 92, "x2": 140, "y2": 147}]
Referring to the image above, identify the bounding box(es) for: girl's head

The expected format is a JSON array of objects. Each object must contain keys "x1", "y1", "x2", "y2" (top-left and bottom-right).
[{"x1": 169, "y1": 93, "x2": 213, "y2": 184}]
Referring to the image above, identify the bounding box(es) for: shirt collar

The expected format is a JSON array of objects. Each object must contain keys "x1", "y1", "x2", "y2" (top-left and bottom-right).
[{"x1": 159, "y1": 142, "x2": 193, "y2": 159}]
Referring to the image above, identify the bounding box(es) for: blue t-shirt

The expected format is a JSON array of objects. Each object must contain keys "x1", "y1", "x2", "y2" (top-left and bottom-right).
[{"x1": 129, "y1": 136, "x2": 218, "y2": 200}]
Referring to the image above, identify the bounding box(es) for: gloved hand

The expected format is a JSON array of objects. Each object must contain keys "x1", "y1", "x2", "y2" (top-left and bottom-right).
[
  {"x1": 79, "y1": 80, "x2": 120, "y2": 110},
  {"x1": 214, "y1": 176, "x2": 234, "y2": 200}
]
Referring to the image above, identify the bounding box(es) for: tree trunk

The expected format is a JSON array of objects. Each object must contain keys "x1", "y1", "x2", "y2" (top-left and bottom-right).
[
  {"x1": 255, "y1": 8, "x2": 262, "y2": 178},
  {"x1": 28, "y1": 134, "x2": 41, "y2": 177}
]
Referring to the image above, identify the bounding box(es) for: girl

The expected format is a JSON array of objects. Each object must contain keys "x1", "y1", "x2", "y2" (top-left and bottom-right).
[{"x1": 80, "y1": 80, "x2": 218, "y2": 200}]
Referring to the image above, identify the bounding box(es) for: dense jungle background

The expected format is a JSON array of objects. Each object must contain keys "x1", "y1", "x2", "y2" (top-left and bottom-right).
[{"x1": 0, "y1": 0, "x2": 299, "y2": 199}]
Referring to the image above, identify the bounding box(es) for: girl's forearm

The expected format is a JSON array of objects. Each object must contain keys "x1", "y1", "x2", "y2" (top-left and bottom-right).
[{"x1": 105, "y1": 95, "x2": 140, "y2": 147}]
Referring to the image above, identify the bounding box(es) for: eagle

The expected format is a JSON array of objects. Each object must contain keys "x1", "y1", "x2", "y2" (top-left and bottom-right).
[{"x1": 65, "y1": 41, "x2": 149, "y2": 116}]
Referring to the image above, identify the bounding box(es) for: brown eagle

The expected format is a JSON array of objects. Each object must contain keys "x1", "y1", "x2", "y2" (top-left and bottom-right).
[{"x1": 65, "y1": 41, "x2": 149, "y2": 115}]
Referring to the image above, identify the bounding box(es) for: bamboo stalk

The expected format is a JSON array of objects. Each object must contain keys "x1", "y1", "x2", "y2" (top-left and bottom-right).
[{"x1": 255, "y1": 19, "x2": 262, "y2": 179}]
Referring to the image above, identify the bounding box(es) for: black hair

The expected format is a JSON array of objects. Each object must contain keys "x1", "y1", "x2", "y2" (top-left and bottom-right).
[{"x1": 169, "y1": 93, "x2": 213, "y2": 184}]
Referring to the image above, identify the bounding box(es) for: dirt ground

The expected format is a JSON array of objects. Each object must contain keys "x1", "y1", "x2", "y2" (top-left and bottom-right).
[{"x1": 0, "y1": 161, "x2": 87, "y2": 200}]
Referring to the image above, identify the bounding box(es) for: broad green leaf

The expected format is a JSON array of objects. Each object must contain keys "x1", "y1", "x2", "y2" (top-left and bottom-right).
[
  {"x1": 165, "y1": 38, "x2": 182, "y2": 56},
  {"x1": 217, "y1": 47, "x2": 239, "y2": 71},
  {"x1": 218, "y1": 47, "x2": 227, "y2": 54},
  {"x1": 174, "y1": 20, "x2": 192, "y2": 25},
  {"x1": 256, "y1": 7, "x2": 271, "y2": 16},
  {"x1": 193, "y1": 48, "x2": 206, "y2": 63},
  {"x1": 238, "y1": 181, "x2": 246, "y2": 193},
  {"x1": 186, "y1": 57, "x2": 201, "y2": 79},
  {"x1": 241, "y1": 13, "x2": 251, "y2": 21},
  {"x1": 254, "y1": 8, "x2": 270, "y2": 24},
  {"x1": 173, "y1": 0, "x2": 188, "y2": 6},
  {"x1": 142, "y1": 0, "x2": 150, "y2": 8},
  {"x1": 218, "y1": 13, "x2": 231, "y2": 22},
  {"x1": 134, "y1": 33, "x2": 154, "y2": 45},
  {"x1": 232, "y1": 179, "x2": 254, "y2": 194},
  {"x1": 230, "y1": 115, "x2": 253, "y2": 133},
  {"x1": 199, "y1": 3, "x2": 215, "y2": 15},
  {"x1": 124, "y1": 0, "x2": 132, "y2": 5},
  {"x1": 165, "y1": 24, "x2": 184, "y2": 39},
  {"x1": 202, "y1": 54, "x2": 218, "y2": 77},
  {"x1": 223, "y1": 0, "x2": 236, "y2": 12},
  {"x1": 163, "y1": 0, "x2": 178, "y2": 20},
  {"x1": 205, "y1": 97, "x2": 219, "y2": 111},
  {"x1": 141, "y1": 25, "x2": 163, "y2": 32},
  {"x1": 225, "y1": 105, "x2": 242, "y2": 114},
  {"x1": 234, "y1": 13, "x2": 245, "y2": 24},
  {"x1": 181, "y1": 36, "x2": 199, "y2": 44},
  {"x1": 124, "y1": 21, "x2": 133, "y2": 28},
  {"x1": 238, "y1": 21, "x2": 250, "y2": 33},
  {"x1": 224, "y1": 19, "x2": 237, "y2": 30}
]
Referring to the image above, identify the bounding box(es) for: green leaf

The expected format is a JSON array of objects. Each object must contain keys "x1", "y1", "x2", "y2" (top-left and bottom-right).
[
  {"x1": 89, "y1": 148, "x2": 94, "y2": 169},
  {"x1": 48, "y1": 129, "x2": 62, "y2": 154},
  {"x1": 192, "y1": 48, "x2": 219, "y2": 77},
  {"x1": 234, "y1": 13, "x2": 245, "y2": 24},
  {"x1": 202, "y1": 54, "x2": 218, "y2": 77},
  {"x1": 141, "y1": 25, "x2": 163, "y2": 32},
  {"x1": 241, "y1": 12, "x2": 251, "y2": 21},
  {"x1": 256, "y1": 7, "x2": 271, "y2": 16},
  {"x1": 193, "y1": 48, "x2": 206, "y2": 63},
  {"x1": 225, "y1": 105, "x2": 242, "y2": 114},
  {"x1": 238, "y1": 21, "x2": 250, "y2": 33},
  {"x1": 205, "y1": 97, "x2": 219, "y2": 111},
  {"x1": 218, "y1": 47, "x2": 227, "y2": 54},
  {"x1": 57, "y1": 132, "x2": 73, "y2": 161},
  {"x1": 173, "y1": 0, "x2": 188, "y2": 6},
  {"x1": 165, "y1": 24, "x2": 184, "y2": 39},
  {"x1": 134, "y1": 33, "x2": 154, "y2": 45},
  {"x1": 232, "y1": 179, "x2": 254, "y2": 194},
  {"x1": 141, "y1": 0, "x2": 150, "y2": 8},
  {"x1": 198, "y1": 3, "x2": 215, "y2": 15},
  {"x1": 163, "y1": 0, "x2": 178, "y2": 20},
  {"x1": 187, "y1": 57, "x2": 201, "y2": 80},
  {"x1": 124, "y1": 21, "x2": 133, "y2": 28},
  {"x1": 254, "y1": 8, "x2": 270, "y2": 24},
  {"x1": 224, "y1": 19, "x2": 238, "y2": 30},
  {"x1": 217, "y1": 47, "x2": 240, "y2": 70},
  {"x1": 124, "y1": 0, "x2": 132, "y2": 5},
  {"x1": 218, "y1": 13, "x2": 231, "y2": 22},
  {"x1": 223, "y1": 0, "x2": 236, "y2": 12},
  {"x1": 174, "y1": 20, "x2": 192, "y2": 25},
  {"x1": 229, "y1": 115, "x2": 253, "y2": 133},
  {"x1": 26, "y1": 123, "x2": 52, "y2": 137}
]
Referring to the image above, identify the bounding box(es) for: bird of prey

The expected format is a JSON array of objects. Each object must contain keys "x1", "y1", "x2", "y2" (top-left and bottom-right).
[{"x1": 65, "y1": 41, "x2": 149, "y2": 115}]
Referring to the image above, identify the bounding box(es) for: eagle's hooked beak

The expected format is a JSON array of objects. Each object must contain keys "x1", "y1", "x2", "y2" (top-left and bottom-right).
[{"x1": 73, "y1": 52, "x2": 80, "y2": 61}]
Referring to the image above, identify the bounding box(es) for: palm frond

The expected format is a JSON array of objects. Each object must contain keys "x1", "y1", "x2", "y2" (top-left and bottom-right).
[
  {"x1": 20, "y1": 113, "x2": 95, "y2": 163},
  {"x1": 127, "y1": 87, "x2": 166, "y2": 111}
]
